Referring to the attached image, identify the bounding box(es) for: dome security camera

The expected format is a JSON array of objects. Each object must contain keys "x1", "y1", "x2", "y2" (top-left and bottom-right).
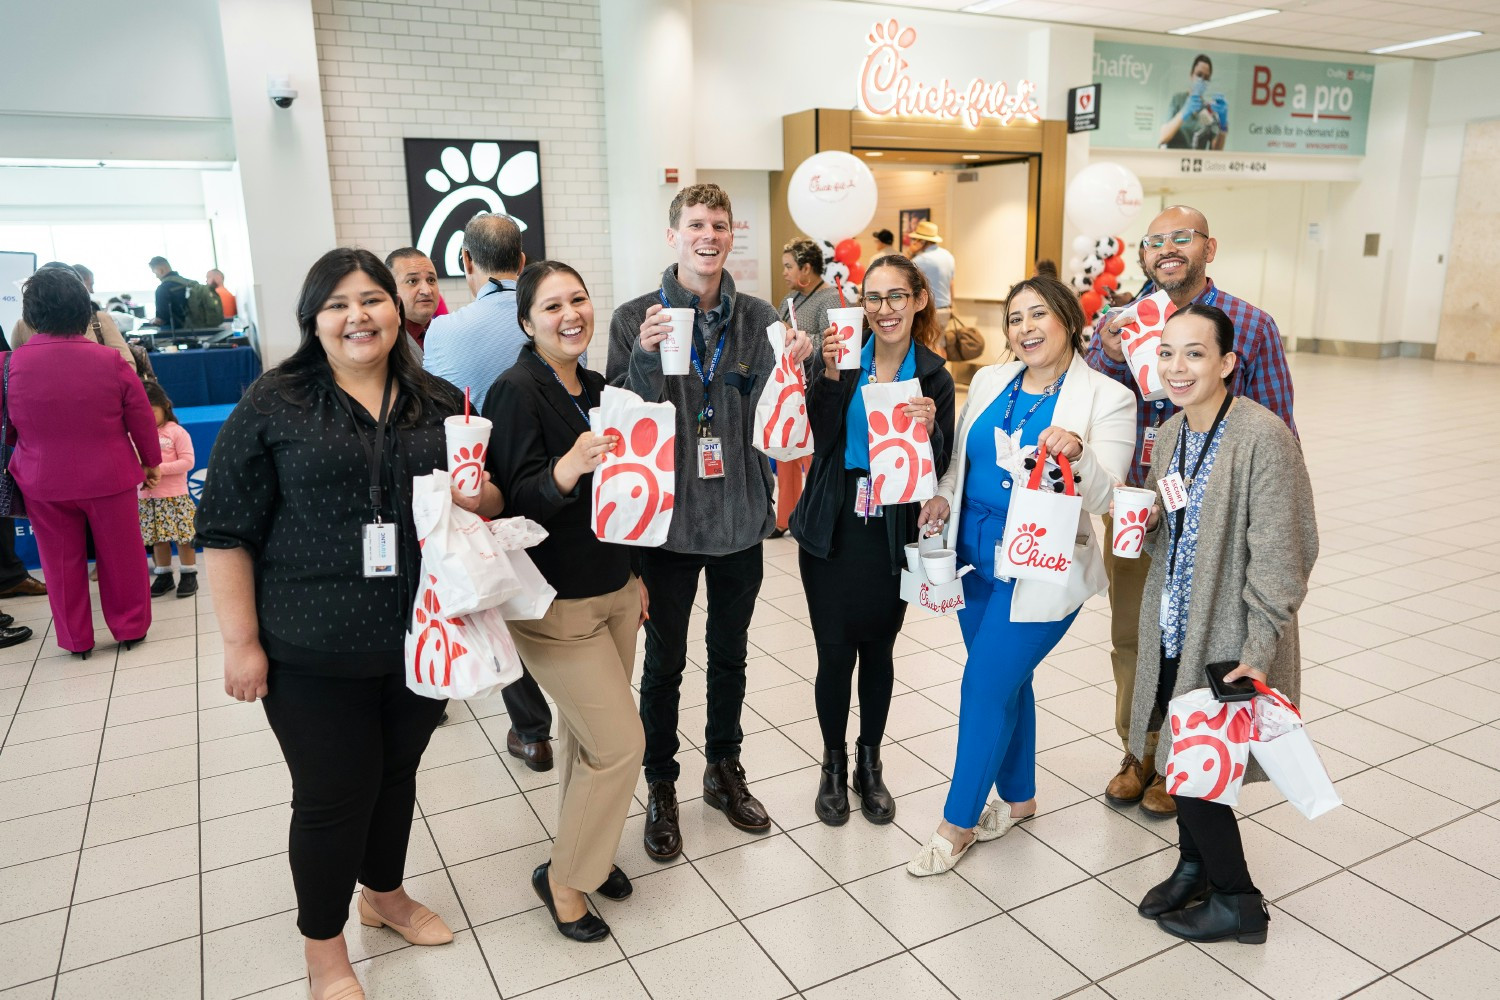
[{"x1": 268, "y1": 75, "x2": 298, "y2": 109}]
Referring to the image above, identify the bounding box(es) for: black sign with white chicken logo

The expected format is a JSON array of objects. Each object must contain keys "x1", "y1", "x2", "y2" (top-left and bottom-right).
[{"x1": 403, "y1": 139, "x2": 546, "y2": 278}]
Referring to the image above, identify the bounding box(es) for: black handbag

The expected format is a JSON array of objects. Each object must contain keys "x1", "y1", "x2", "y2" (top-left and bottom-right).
[{"x1": 0, "y1": 353, "x2": 25, "y2": 518}]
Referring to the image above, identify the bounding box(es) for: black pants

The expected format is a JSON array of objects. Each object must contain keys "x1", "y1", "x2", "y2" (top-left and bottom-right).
[
  {"x1": 0, "y1": 518, "x2": 30, "y2": 590},
  {"x1": 1158, "y1": 652, "x2": 1256, "y2": 895},
  {"x1": 639, "y1": 543, "x2": 764, "y2": 783},
  {"x1": 262, "y1": 667, "x2": 447, "y2": 940},
  {"x1": 800, "y1": 476, "x2": 906, "y2": 751},
  {"x1": 501, "y1": 667, "x2": 552, "y2": 744}
]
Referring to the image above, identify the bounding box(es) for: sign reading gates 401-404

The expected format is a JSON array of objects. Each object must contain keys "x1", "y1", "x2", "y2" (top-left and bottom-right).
[{"x1": 402, "y1": 139, "x2": 546, "y2": 279}]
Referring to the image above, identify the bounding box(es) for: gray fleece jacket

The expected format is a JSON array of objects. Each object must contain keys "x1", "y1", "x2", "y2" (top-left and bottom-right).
[{"x1": 606, "y1": 266, "x2": 781, "y2": 556}]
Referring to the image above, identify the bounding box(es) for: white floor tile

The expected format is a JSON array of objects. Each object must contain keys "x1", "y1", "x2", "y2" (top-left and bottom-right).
[
  {"x1": 744, "y1": 888, "x2": 901, "y2": 991},
  {"x1": 1277, "y1": 871, "x2": 1461, "y2": 972},
  {"x1": 630, "y1": 923, "x2": 794, "y2": 1000},
  {"x1": 1393, "y1": 936, "x2": 1500, "y2": 1000},
  {"x1": 913, "y1": 914, "x2": 1088, "y2": 1000}
]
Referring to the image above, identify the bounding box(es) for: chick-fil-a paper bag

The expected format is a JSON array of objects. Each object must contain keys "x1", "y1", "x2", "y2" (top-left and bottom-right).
[
  {"x1": 862, "y1": 378, "x2": 936, "y2": 506},
  {"x1": 591, "y1": 385, "x2": 676, "y2": 547},
  {"x1": 1115, "y1": 290, "x2": 1177, "y2": 402},
  {"x1": 753, "y1": 321, "x2": 814, "y2": 462}
]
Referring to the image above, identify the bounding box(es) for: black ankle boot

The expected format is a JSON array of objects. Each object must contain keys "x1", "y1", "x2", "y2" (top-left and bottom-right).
[
  {"x1": 1157, "y1": 890, "x2": 1269, "y2": 944},
  {"x1": 851, "y1": 740, "x2": 895, "y2": 824},
  {"x1": 1138, "y1": 858, "x2": 1209, "y2": 918},
  {"x1": 815, "y1": 745, "x2": 849, "y2": 826}
]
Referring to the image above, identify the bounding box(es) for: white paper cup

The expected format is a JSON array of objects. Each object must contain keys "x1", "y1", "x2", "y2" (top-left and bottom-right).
[
  {"x1": 921, "y1": 549, "x2": 958, "y2": 585},
  {"x1": 827, "y1": 306, "x2": 865, "y2": 371},
  {"x1": 1111, "y1": 486, "x2": 1156, "y2": 559},
  {"x1": 444, "y1": 415, "x2": 492, "y2": 497},
  {"x1": 659, "y1": 308, "x2": 694, "y2": 376},
  {"x1": 904, "y1": 542, "x2": 923, "y2": 575},
  {"x1": 588, "y1": 407, "x2": 602, "y2": 435}
]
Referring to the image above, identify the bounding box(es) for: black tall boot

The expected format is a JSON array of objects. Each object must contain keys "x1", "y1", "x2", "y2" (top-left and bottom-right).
[
  {"x1": 1158, "y1": 890, "x2": 1269, "y2": 944},
  {"x1": 851, "y1": 740, "x2": 895, "y2": 824},
  {"x1": 815, "y1": 745, "x2": 849, "y2": 826}
]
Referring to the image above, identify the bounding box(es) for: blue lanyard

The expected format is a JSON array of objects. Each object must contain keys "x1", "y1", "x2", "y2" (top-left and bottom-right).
[
  {"x1": 547, "y1": 368, "x2": 591, "y2": 425},
  {"x1": 1002, "y1": 372, "x2": 1065, "y2": 434},
  {"x1": 657, "y1": 288, "x2": 728, "y2": 427}
]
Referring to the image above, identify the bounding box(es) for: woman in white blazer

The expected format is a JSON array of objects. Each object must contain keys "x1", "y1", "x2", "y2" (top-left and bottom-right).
[{"x1": 908, "y1": 276, "x2": 1135, "y2": 876}]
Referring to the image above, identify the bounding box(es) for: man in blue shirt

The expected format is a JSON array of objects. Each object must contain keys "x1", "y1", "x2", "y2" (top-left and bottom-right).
[{"x1": 420, "y1": 213, "x2": 555, "y2": 769}]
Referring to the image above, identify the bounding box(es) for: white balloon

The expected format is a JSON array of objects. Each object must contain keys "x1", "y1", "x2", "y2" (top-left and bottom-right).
[
  {"x1": 1067, "y1": 256, "x2": 1084, "y2": 274},
  {"x1": 786, "y1": 152, "x2": 878, "y2": 245},
  {"x1": 1065, "y1": 162, "x2": 1144, "y2": 236},
  {"x1": 1071, "y1": 234, "x2": 1095, "y2": 257}
]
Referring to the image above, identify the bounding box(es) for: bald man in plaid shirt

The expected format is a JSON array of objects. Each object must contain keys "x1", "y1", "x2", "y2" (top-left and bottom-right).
[{"x1": 1086, "y1": 205, "x2": 1297, "y2": 819}]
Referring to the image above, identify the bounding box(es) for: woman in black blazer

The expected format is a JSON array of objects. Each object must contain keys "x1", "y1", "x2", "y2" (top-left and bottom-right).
[
  {"x1": 790, "y1": 254, "x2": 955, "y2": 826},
  {"x1": 473, "y1": 261, "x2": 647, "y2": 944}
]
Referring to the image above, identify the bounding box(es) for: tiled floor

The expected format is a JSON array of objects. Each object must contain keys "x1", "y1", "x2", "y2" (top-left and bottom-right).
[{"x1": 3, "y1": 353, "x2": 1500, "y2": 1000}]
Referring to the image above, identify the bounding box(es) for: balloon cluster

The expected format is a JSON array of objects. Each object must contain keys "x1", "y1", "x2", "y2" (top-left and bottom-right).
[
  {"x1": 821, "y1": 239, "x2": 864, "y2": 304},
  {"x1": 785, "y1": 151, "x2": 879, "y2": 307},
  {"x1": 1068, "y1": 234, "x2": 1126, "y2": 326}
]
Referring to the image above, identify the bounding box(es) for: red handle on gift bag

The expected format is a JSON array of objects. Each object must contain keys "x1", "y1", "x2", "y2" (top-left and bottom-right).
[
  {"x1": 1024, "y1": 443, "x2": 1076, "y2": 496},
  {"x1": 1251, "y1": 678, "x2": 1301, "y2": 717}
]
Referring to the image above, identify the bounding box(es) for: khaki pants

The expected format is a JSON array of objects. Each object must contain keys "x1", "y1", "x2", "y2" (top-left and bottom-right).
[
  {"x1": 507, "y1": 578, "x2": 645, "y2": 891},
  {"x1": 1103, "y1": 515, "x2": 1156, "y2": 755}
]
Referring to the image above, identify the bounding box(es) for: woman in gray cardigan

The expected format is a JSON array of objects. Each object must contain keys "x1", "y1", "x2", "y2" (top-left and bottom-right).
[{"x1": 1126, "y1": 304, "x2": 1318, "y2": 945}]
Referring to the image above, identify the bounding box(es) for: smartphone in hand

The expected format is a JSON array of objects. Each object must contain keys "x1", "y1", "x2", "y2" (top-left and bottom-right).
[{"x1": 1206, "y1": 660, "x2": 1256, "y2": 702}]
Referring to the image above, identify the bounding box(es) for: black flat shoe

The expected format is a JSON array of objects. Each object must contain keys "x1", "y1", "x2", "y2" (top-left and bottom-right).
[
  {"x1": 0, "y1": 613, "x2": 14, "y2": 629},
  {"x1": 1138, "y1": 858, "x2": 1210, "y2": 918},
  {"x1": 0, "y1": 625, "x2": 31, "y2": 649},
  {"x1": 1158, "y1": 890, "x2": 1269, "y2": 944},
  {"x1": 532, "y1": 863, "x2": 610, "y2": 942},
  {"x1": 595, "y1": 866, "x2": 632, "y2": 901},
  {"x1": 71, "y1": 648, "x2": 92, "y2": 660}
]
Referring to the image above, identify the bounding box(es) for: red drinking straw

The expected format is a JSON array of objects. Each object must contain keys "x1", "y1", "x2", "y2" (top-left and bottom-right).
[
  {"x1": 464, "y1": 386, "x2": 471, "y2": 423},
  {"x1": 837, "y1": 282, "x2": 846, "y2": 308}
]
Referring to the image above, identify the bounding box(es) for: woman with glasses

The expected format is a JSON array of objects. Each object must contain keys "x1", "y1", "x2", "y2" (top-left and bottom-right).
[
  {"x1": 907, "y1": 275, "x2": 1134, "y2": 876},
  {"x1": 790, "y1": 254, "x2": 955, "y2": 826}
]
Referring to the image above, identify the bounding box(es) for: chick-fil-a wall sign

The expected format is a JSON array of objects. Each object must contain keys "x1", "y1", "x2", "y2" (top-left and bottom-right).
[{"x1": 857, "y1": 19, "x2": 1042, "y2": 128}]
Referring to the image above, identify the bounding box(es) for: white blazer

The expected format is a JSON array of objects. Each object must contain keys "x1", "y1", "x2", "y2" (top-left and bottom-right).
[{"x1": 935, "y1": 351, "x2": 1136, "y2": 622}]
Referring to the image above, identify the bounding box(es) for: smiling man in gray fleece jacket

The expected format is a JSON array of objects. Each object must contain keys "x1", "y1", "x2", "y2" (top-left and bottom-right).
[{"x1": 607, "y1": 183, "x2": 812, "y2": 863}]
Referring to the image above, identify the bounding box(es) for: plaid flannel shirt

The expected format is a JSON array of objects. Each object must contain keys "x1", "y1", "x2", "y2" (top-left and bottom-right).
[{"x1": 1085, "y1": 279, "x2": 1297, "y2": 487}]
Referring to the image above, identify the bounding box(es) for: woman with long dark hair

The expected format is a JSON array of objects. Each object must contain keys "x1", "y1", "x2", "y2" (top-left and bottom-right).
[
  {"x1": 197, "y1": 248, "x2": 492, "y2": 1000},
  {"x1": 791, "y1": 254, "x2": 955, "y2": 825}
]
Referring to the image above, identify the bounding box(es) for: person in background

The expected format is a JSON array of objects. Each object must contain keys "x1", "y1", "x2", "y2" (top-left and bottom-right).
[
  {"x1": 906, "y1": 275, "x2": 1133, "y2": 876},
  {"x1": 792, "y1": 254, "x2": 954, "y2": 826},
  {"x1": 420, "y1": 213, "x2": 555, "y2": 771},
  {"x1": 198, "y1": 248, "x2": 479, "y2": 1000},
  {"x1": 11, "y1": 263, "x2": 134, "y2": 371},
  {"x1": 146, "y1": 256, "x2": 190, "y2": 330},
  {"x1": 908, "y1": 221, "x2": 955, "y2": 354},
  {"x1": 871, "y1": 228, "x2": 897, "y2": 263},
  {"x1": 207, "y1": 269, "x2": 237, "y2": 319},
  {"x1": 608, "y1": 183, "x2": 813, "y2": 861},
  {"x1": 385, "y1": 248, "x2": 440, "y2": 357},
  {"x1": 475, "y1": 260, "x2": 647, "y2": 943},
  {"x1": 7, "y1": 265, "x2": 161, "y2": 658},
  {"x1": 0, "y1": 303, "x2": 46, "y2": 602},
  {"x1": 771, "y1": 238, "x2": 841, "y2": 539},
  {"x1": 1128, "y1": 304, "x2": 1316, "y2": 945},
  {"x1": 1160, "y1": 54, "x2": 1228, "y2": 151},
  {"x1": 1089, "y1": 205, "x2": 1295, "y2": 819},
  {"x1": 139, "y1": 382, "x2": 199, "y2": 599}
]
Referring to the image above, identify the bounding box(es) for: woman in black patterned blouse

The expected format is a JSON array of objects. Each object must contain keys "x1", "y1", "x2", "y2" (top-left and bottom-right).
[{"x1": 197, "y1": 248, "x2": 499, "y2": 1000}]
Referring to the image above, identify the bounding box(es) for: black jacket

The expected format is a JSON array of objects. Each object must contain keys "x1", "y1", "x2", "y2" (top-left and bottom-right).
[
  {"x1": 482, "y1": 344, "x2": 632, "y2": 600},
  {"x1": 790, "y1": 342, "x2": 955, "y2": 574}
]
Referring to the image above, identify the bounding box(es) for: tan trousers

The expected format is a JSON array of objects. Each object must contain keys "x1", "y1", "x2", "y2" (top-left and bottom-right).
[
  {"x1": 1103, "y1": 515, "x2": 1156, "y2": 755},
  {"x1": 506, "y1": 578, "x2": 645, "y2": 891}
]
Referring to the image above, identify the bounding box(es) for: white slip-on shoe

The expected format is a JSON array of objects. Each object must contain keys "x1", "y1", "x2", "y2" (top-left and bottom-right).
[
  {"x1": 907, "y1": 831, "x2": 974, "y2": 877},
  {"x1": 975, "y1": 800, "x2": 1035, "y2": 842}
]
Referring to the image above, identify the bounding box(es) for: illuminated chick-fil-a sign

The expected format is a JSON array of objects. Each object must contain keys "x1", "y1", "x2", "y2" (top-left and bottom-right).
[{"x1": 857, "y1": 19, "x2": 1042, "y2": 128}]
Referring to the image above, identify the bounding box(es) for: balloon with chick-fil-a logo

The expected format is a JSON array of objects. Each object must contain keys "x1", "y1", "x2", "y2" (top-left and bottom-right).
[{"x1": 856, "y1": 18, "x2": 1042, "y2": 128}]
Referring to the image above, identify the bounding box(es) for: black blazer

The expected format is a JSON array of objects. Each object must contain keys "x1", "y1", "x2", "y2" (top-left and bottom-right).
[
  {"x1": 481, "y1": 344, "x2": 631, "y2": 600},
  {"x1": 790, "y1": 341, "x2": 956, "y2": 573}
]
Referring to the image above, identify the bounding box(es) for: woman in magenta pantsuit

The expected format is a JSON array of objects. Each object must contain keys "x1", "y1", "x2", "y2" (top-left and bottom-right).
[{"x1": 6, "y1": 265, "x2": 162, "y2": 657}]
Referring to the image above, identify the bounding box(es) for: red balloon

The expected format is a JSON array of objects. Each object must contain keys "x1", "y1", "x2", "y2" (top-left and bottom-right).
[
  {"x1": 847, "y1": 262, "x2": 865, "y2": 284},
  {"x1": 1080, "y1": 291, "x2": 1103, "y2": 316},
  {"x1": 834, "y1": 239, "x2": 861, "y2": 266},
  {"x1": 1103, "y1": 255, "x2": 1125, "y2": 276},
  {"x1": 1093, "y1": 272, "x2": 1119, "y2": 293}
]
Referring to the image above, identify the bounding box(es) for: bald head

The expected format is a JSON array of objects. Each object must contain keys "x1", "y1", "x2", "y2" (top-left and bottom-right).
[
  {"x1": 1141, "y1": 204, "x2": 1216, "y2": 302},
  {"x1": 1148, "y1": 205, "x2": 1209, "y2": 238}
]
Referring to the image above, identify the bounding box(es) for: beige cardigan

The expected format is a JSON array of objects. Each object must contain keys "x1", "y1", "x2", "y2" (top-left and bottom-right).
[
  {"x1": 12, "y1": 312, "x2": 134, "y2": 369},
  {"x1": 1128, "y1": 398, "x2": 1319, "y2": 783}
]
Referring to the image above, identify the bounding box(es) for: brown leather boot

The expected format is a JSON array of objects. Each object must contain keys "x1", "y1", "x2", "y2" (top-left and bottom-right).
[
  {"x1": 1140, "y1": 759, "x2": 1177, "y2": 818},
  {"x1": 1104, "y1": 753, "x2": 1146, "y2": 805}
]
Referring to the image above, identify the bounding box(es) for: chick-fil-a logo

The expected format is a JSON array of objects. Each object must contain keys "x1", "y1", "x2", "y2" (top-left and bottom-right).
[
  {"x1": 857, "y1": 19, "x2": 1042, "y2": 129},
  {"x1": 918, "y1": 583, "x2": 964, "y2": 615}
]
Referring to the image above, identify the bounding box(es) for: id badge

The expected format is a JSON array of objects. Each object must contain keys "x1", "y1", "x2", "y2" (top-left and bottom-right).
[
  {"x1": 362, "y1": 522, "x2": 399, "y2": 577},
  {"x1": 697, "y1": 437, "x2": 725, "y2": 479},
  {"x1": 1141, "y1": 426, "x2": 1158, "y2": 466},
  {"x1": 1158, "y1": 472, "x2": 1189, "y2": 513},
  {"x1": 853, "y1": 476, "x2": 883, "y2": 518}
]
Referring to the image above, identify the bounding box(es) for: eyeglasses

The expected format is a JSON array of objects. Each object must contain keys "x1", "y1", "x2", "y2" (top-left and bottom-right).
[
  {"x1": 863, "y1": 291, "x2": 912, "y2": 312},
  {"x1": 1140, "y1": 228, "x2": 1207, "y2": 251}
]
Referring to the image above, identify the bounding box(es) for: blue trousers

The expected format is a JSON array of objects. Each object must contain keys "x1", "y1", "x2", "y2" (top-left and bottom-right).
[{"x1": 944, "y1": 500, "x2": 1078, "y2": 828}]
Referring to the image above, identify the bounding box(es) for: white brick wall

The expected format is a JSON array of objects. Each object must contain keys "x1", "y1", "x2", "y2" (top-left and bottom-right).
[{"x1": 312, "y1": 0, "x2": 611, "y2": 312}]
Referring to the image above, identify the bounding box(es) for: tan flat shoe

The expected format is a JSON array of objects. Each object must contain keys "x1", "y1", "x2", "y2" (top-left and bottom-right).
[
  {"x1": 309, "y1": 976, "x2": 365, "y2": 1000},
  {"x1": 358, "y1": 892, "x2": 454, "y2": 945},
  {"x1": 975, "y1": 799, "x2": 1035, "y2": 842}
]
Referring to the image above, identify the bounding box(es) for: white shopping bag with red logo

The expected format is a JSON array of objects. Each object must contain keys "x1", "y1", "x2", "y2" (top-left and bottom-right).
[
  {"x1": 411, "y1": 471, "x2": 521, "y2": 616},
  {"x1": 753, "y1": 321, "x2": 813, "y2": 462},
  {"x1": 591, "y1": 386, "x2": 676, "y2": 547},
  {"x1": 1115, "y1": 290, "x2": 1177, "y2": 402},
  {"x1": 1163, "y1": 688, "x2": 1253, "y2": 806},
  {"x1": 996, "y1": 445, "x2": 1082, "y2": 585},
  {"x1": 1248, "y1": 682, "x2": 1342, "y2": 820},
  {"x1": 406, "y1": 573, "x2": 523, "y2": 701},
  {"x1": 485, "y1": 517, "x2": 557, "y2": 621},
  {"x1": 862, "y1": 378, "x2": 936, "y2": 505}
]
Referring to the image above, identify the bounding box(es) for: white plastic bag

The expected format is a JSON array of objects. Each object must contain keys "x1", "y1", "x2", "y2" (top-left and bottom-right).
[
  {"x1": 592, "y1": 386, "x2": 677, "y2": 547},
  {"x1": 1249, "y1": 685, "x2": 1342, "y2": 820},
  {"x1": 484, "y1": 518, "x2": 557, "y2": 621},
  {"x1": 1163, "y1": 687, "x2": 1253, "y2": 807},
  {"x1": 410, "y1": 470, "x2": 519, "y2": 616},
  {"x1": 862, "y1": 378, "x2": 936, "y2": 505},
  {"x1": 406, "y1": 572, "x2": 522, "y2": 700},
  {"x1": 753, "y1": 321, "x2": 813, "y2": 462}
]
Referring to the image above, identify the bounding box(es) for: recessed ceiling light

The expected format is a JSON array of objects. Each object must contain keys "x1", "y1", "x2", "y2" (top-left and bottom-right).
[
  {"x1": 1169, "y1": 8, "x2": 1279, "y2": 35},
  {"x1": 864, "y1": 151, "x2": 884, "y2": 157},
  {"x1": 1369, "y1": 30, "x2": 1481, "y2": 54},
  {"x1": 961, "y1": 0, "x2": 1019, "y2": 11},
  {"x1": 961, "y1": 154, "x2": 982, "y2": 160}
]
